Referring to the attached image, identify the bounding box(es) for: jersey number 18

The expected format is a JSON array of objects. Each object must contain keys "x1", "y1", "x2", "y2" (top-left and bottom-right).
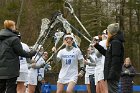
[{"x1": 66, "y1": 59, "x2": 71, "y2": 65}]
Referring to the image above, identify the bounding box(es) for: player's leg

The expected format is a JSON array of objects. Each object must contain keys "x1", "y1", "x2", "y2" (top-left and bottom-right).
[
  {"x1": 56, "y1": 82, "x2": 64, "y2": 93},
  {"x1": 66, "y1": 81, "x2": 76, "y2": 93}
]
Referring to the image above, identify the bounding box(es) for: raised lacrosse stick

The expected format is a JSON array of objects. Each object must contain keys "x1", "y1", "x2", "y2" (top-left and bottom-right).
[
  {"x1": 64, "y1": 1, "x2": 91, "y2": 38},
  {"x1": 33, "y1": 11, "x2": 61, "y2": 51},
  {"x1": 41, "y1": 30, "x2": 65, "y2": 64},
  {"x1": 56, "y1": 12, "x2": 91, "y2": 42},
  {"x1": 33, "y1": 18, "x2": 50, "y2": 50},
  {"x1": 45, "y1": 43, "x2": 65, "y2": 64},
  {"x1": 54, "y1": 29, "x2": 64, "y2": 47},
  {"x1": 34, "y1": 12, "x2": 63, "y2": 62}
]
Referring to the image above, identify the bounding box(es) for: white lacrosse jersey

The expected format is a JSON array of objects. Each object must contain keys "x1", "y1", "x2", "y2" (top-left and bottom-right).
[
  {"x1": 85, "y1": 55, "x2": 96, "y2": 78},
  {"x1": 29, "y1": 54, "x2": 45, "y2": 76},
  {"x1": 57, "y1": 47, "x2": 83, "y2": 83},
  {"x1": 93, "y1": 53, "x2": 104, "y2": 85},
  {"x1": 19, "y1": 42, "x2": 30, "y2": 73},
  {"x1": 99, "y1": 39, "x2": 107, "y2": 68},
  {"x1": 99, "y1": 39, "x2": 107, "y2": 50},
  {"x1": 38, "y1": 67, "x2": 45, "y2": 79},
  {"x1": 94, "y1": 40, "x2": 107, "y2": 85},
  {"x1": 28, "y1": 54, "x2": 45, "y2": 85}
]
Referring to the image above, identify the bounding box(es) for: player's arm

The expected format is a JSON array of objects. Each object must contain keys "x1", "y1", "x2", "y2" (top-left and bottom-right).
[{"x1": 52, "y1": 47, "x2": 61, "y2": 63}]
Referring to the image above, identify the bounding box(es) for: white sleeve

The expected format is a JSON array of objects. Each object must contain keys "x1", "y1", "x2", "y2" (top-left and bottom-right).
[
  {"x1": 99, "y1": 40, "x2": 107, "y2": 50},
  {"x1": 77, "y1": 49, "x2": 84, "y2": 60},
  {"x1": 26, "y1": 45, "x2": 30, "y2": 52},
  {"x1": 36, "y1": 57, "x2": 45, "y2": 66},
  {"x1": 22, "y1": 43, "x2": 30, "y2": 52},
  {"x1": 57, "y1": 50, "x2": 62, "y2": 59},
  {"x1": 40, "y1": 57, "x2": 45, "y2": 64}
]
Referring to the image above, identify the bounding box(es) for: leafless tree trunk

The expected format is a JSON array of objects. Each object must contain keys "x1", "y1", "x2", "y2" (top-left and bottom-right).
[
  {"x1": 5, "y1": 0, "x2": 8, "y2": 5},
  {"x1": 0, "y1": 0, "x2": 6, "y2": 6},
  {"x1": 16, "y1": 0, "x2": 24, "y2": 29},
  {"x1": 128, "y1": 0, "x2": 134, "y2": 59},
  {"x1": 135, "y1": 8, "x2": 140, "y2": 34},
  {"x1": 119, "y1": 0, "x2": 125, "y2": 31}
]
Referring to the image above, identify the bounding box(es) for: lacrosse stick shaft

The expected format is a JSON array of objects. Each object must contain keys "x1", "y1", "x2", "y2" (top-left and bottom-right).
[
  {"x1": 69, "y1": 24, "x2": 91, "y2": 42},
  {"x1": 33, "y1": 21, "x2": 56, "y2": 60},
  {"x1": 64, "y1": 1, "x2": 91, "y2": 37},
  {"x1": 40, "y1": 19, "x2": 59, "y2": 46},
  {"x1": 56, "y1": 14, "x2": 91, "y2": 42},
  {"x1": 45, "y1": 43, "x2": 65, "y2": 64},
  {"x1": 34, "y1": 42, "x2": 52, "y2": 63},
  {"x1": 133, "y1": 73, "x2": 140, "y2": 75},
  {"x1": 33, "y1": 27, "x2": 53, "y2": 60},
  {"x1": 73, "y1": 13, "x2": 91, "y2": 37}
]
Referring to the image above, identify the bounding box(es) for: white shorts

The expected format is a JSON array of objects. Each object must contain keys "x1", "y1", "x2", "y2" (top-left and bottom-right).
[
  {"x1": 95, "y1": 70, "x2": 104, "y2": 85},
  {"x1": 17, "y1": 72, "x2": 28, "y2": 82},
  {"x1": 28, "y1": 70, "x2": 37, "y2": 85},
  {"x1": 57, "y1": 76, "x2": 78, "y2": 84},
  {"x1": 85, "y1": 77, "x2": 90, "y2": 84}
]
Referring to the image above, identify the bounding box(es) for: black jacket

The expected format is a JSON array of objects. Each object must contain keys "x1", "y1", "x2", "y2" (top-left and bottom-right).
[
  {"x1": 95, "y1": 31, "x2": 124, "y2": 81},
  {"x1": 0, "y1": 29, "x2": 34, "y2": 79}
]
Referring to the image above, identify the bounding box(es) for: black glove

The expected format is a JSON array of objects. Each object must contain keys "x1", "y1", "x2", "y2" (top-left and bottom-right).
[
  {"x1": 124, "y1": 70, "x2": 130, "y2": 75},
  {"x1": 121, "y1": 70, "x2": 130, "y2": 76},
  {"x1": 29, "y1": 50, "x2": 36, "y2": 57},
  {"x1": 78, "y1": 67, "x2": 85, "y2": 77}
]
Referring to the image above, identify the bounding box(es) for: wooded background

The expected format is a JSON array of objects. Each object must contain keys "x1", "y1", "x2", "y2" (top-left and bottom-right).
[{"x1": 0, "y1": 0, "x2": 140, "y2": 85}]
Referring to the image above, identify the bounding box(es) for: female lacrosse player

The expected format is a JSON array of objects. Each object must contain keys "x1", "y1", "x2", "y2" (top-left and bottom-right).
[
  {"x1": 52, "y1": 34, "x2": 85, "y2": 93},
  {"x1": 28, "y1": 45, "x2": 46, "y2": 93},
  {"x1": 17, "y1": 42, "x2": 30, "y2": 93}
]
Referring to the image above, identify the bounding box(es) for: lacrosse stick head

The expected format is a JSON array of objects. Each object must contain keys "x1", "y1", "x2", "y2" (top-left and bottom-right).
[
  {"x1": 64, "y1": 1, "x2": 74, "y2": 14},
  {"x1": 55, "y1": 29, "x2": 64, "y2": 38},
  {"x1": 39, "y1": 18, "x2": 50, "y2": 38},
  {"x1": 33, "y1": 18, "x2": 50, "y2": 50},
  {"x1": 74, "y1": 35, "x2": 81, "y2": 47},
  {"x1": 51, "y1": 11, "x2": 62, "y2": 23},
  {"x1": 40, "y1": 18, "x2": 50, "y2": 34},
  {"x1": 63, "y1": 22, "x2": 72, "y2": 34},
  {"x1": 54, "y1": 29, "x2": 64, "y2": 47},
  {"x1": 56, "y1": 12, "x2": 72, "y2": 34},
  {"x1": 37, "y1": 45, "x2": 44, "y2": 55}
]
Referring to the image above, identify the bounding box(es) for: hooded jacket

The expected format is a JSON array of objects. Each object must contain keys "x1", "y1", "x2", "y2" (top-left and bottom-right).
[
  {"x1": 95, "y1": 31, "x2": 124, "y2": 81},
  {"x1": 0, "y1": 29, "x2": 34, "y2": 79}
]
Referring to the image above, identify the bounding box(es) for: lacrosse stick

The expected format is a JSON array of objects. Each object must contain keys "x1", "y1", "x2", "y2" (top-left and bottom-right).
[
  {"x1": 34, "y1": 12, "x2": 66, "y2": 62},
  {"x1": 54, "y1": 29, "x2": 64, "y2": 47},
  {"x1": 33, "y1": 12, "x2": 61, "y2": 61},
  {"x1": 56, "y1": 12, "x2": 91, "y2": 42},
  {"x1": 33, "y1": 18, "x2": 50, "y2": 50},
  {"x1": 64, "y1": 1, "x2": 91, "y2": 38},
  {"x1": 38, "y1": 11, "x2": 62, "y2": 47},
  {"x1": 45, "y1": 43, "x2": 65, "y2": 63},
  {"x1": 33, "y1": 11, "x2": 61, "y2": 51}
]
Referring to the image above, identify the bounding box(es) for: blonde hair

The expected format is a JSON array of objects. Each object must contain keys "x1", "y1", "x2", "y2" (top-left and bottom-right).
[
  {"x1": 4, "y1": 20, "x2": 15, "y2": 29},
  {"x1": 124, "y1": 57, "x2": 132, "y2": 65}
]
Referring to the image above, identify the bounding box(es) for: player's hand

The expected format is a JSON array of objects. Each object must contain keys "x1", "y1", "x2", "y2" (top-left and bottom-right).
[
  {"x1": 78, "y1": 70, "x2": 85, "y2": 77},
  {"x1": 52, "y1": 47, "x2": 56, "y2": 52},
  {"x1": 31, "y1": 63, "x2": 36, "y2": 68},
  {"x1": 84, "y1": 59, "x2": 89, "y2": 65}
]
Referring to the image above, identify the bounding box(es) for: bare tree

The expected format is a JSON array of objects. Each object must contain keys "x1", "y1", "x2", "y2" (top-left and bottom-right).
[{"x1": 16, "y1": 0, "x2": 24, "y2": 29}]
